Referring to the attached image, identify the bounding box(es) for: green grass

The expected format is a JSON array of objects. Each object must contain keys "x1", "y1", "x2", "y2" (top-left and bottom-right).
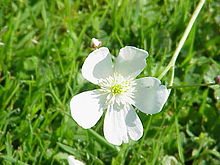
[{"x1": 0, "y1": 0, "x2": 220, "y2": 164}]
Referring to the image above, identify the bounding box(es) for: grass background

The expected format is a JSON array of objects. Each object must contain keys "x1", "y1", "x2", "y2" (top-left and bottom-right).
[{"x1": 0, "y1": 0, "x2": 220, "y2": 164}]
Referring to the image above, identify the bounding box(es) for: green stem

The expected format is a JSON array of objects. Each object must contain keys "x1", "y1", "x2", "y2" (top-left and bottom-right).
[
  {"x1": 87, "y1": 129, "x2": 120, "y2": 152},
  {"x1": 138, "y1": 115, "x2": 152, "y2": 152},
  {"x1": 158, "y1": 0, "x2": 206, "y2": 81},
  {"x1": 167, "y1": 83, "x2": 217, "y2": 89}
]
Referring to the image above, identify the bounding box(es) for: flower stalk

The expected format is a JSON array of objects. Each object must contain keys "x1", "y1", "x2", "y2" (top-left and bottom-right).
[
  {"x1": 87, "y1": 129, "x2": 120, "y2": 152},
  {"x1": 158, "y1": 0, "x2": 206, "y2": 84},
  {"x1": 167, "y1": 82, "x2": 218, "y2": 89}
]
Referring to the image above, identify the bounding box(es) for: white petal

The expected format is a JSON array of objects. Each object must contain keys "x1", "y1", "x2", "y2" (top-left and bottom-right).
[
  {"x1": 133, "y1": 77, "x2": 169, "y2": 114},
  {"x1": 125, "y1": 105, "x2": 143, "y2": 141},
  {"x1": 115, "y1": 46, "x2": 148, "y2": 78},
  {"x1": 82, "y1": 47, "x2": 113, "y2": 84},
  {"x1": 103, "y1": 104, "x2": 128, "y2": 145},
  {"x1": 70, "y1": 90, "x2": 105, "y2": 129},
  {"x1": 68, "y1": 155, "x2": 85, "y2": 165}
]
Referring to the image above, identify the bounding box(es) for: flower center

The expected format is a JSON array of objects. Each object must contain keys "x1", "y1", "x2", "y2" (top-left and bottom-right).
[
  {"x1": 98, "y1": 73, "x2": 136, "y2": 105},
  {"x1": 110, "y1": 84, "x2": 123, "y2": 94}
]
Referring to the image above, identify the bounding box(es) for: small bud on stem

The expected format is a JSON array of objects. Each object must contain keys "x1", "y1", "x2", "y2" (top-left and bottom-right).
[
  {"x1": 90, "y1": 38, "x2": 103, "y2": 49},
  {"x1": 214, "y1": 75, "x2": 220, "y2": 84}
]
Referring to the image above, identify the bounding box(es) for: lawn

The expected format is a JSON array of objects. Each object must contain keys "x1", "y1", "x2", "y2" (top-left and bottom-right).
[{"x1": 0, "y1": 0, "x2": 220, "y2": 164}]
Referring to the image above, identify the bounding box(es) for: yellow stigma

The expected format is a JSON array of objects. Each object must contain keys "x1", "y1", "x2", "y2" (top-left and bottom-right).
[{"x1": 110, "y1": 84, "x2": 123, "y2": 94}]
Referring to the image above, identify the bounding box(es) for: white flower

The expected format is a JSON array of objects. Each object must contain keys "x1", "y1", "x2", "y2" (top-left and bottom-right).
[
  {"x1": 68, "y1": 155, "x2": 85, "y2": 165},
  {"x1": 70, "y1": 46, "x2": 169, "y2": 145}
]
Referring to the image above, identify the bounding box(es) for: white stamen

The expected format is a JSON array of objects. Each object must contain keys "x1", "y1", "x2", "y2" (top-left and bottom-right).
[{"x1": 98, "y1": 73, "x2": 136, "y2": 106}]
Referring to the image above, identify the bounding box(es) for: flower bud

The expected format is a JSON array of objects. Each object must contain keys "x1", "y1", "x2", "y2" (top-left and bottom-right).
[
  {"x1": 90, "y1": 38, "x2": 103, "y2": 48},
  {"x1": 214, "y1": 75, "x2": 220, "y2": 84}
]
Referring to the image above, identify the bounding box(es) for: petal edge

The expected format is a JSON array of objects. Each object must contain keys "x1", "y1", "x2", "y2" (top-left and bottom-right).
[
  {"x1": 133, "y1": 77, "x2": 169, "y2": 114},
  {"x1": 115, "y1": 46, "x2": 149, "y2": 78},
  {"x1": 82, "y1": 47, "x2": 113, "y2": 84},
  {"x1": 70, "y1": 90, "x2": 105, "y2": 129},
  {"x1": 103, "y1": 104, "x2": 128, "y2": 145},
  {"x1": 125, "y1": 105, "x2": 143, "y2": 141}
]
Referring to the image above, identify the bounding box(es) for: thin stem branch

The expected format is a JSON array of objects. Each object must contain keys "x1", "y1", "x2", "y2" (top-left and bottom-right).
[
  {"x1": 158, "y1": 0, "x2": 206, "y2": 81},
  {"x1": 87, "y1": 129, "x2": 120, "y2": 152},
  {"x1": 167, "y1": 83, "x2": 217, "y2": 89}
]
